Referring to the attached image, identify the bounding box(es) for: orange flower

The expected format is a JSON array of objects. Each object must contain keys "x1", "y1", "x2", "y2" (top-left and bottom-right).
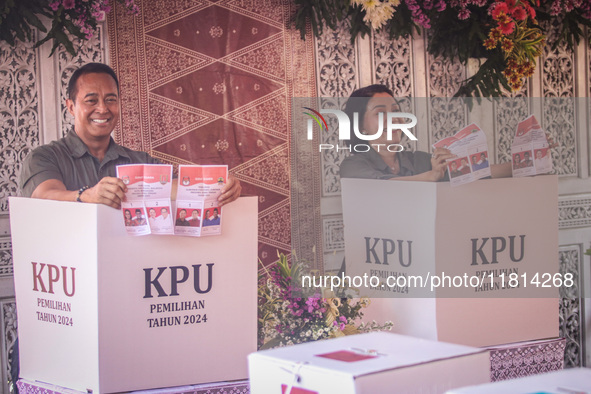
[
  {"x1": 501, "y1": 38, "x2": 514, "y2": 53},
  {"x1": 523, "y1": 62, "x2": 535, "y2": 77},
  {"x1": 484, "y1": 38, "x2": 497, "y2": 49},
  {"x1": 490, "y1": 28, "x2": 503, "y2": 41}
]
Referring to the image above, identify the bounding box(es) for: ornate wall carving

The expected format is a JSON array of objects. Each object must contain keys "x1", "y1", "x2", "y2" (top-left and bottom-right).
[
  {"x1": 2, "y1": 301, "x2": 17, "y2": 391},
  {"x1": 494, "y1": 94, "x2": 530, "y2": 164},
  {"x1": 322, "y1": 217, "x2": 344, "y2": 252},
  {"x1": 541, "y1": 21, "x2": 577, "y2": 176},
  {"x1": 559, "y1": 246, "x2": 584, "y2": 367},
  {"x1": 426, "y1": 42, "x2": 467, "y2": 144},
  {"x1": 0, "y1": 37, "x2": 40, "y2": 210},
  {"x1": 372, "y1": 30, "x2": 415, "y2": 151},
  {"x1": 372, "y1": 30, "x2": 413, "y2": 98},
  {"x1": 559, "y1": 195, "x2": 591, "y2": 229},
  {"x1": 315, "y1": 21, "x2": 357, "y2": 98},
  {"x1": 0, "y1": 240, "x2": 13, "y2": 278},
  {"x1": 314, "y1": 20, "x2": 358, "y2": 197}
]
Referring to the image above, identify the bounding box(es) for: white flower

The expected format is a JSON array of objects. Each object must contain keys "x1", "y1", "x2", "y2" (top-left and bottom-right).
[{"x1": 363, "y1": 1, "x2": 398, "y2": 30}]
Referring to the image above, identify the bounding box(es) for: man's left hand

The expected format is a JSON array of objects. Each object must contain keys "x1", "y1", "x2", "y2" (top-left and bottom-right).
[{"x1": 218, "y1": 175, "x2": 242, "y2": 206}]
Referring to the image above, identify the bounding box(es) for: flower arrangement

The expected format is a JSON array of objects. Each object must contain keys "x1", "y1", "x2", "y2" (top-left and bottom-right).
[
  {"x1": 258, "y1": 253, "x2": 393, "y2": 349},
  {"x1": 294, "y1": 0, "x2": 591, "y2": 97},
  {"x1": 483, "y1": 0, "x2": 543, "y2": 91},
  {"x1": 0, "y1": 0, "x2": 139, "y2": 56}
]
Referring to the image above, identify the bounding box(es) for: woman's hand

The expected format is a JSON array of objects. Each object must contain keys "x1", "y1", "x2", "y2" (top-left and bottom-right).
[{"x1": 429, "y1": 148, "x2": 456, "y2": 181}]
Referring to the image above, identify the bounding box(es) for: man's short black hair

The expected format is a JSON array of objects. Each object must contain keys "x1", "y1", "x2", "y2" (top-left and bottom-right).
[
  {"x1": 344, "y1": 84, "x2": 395, "y2": 150},
  {"x1": 68, "y1": 63, "x2": 119, "y2": 101}
]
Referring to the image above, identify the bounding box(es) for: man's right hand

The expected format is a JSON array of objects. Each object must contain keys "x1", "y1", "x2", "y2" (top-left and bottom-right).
[
  {"x1": 79, "y1": 177, "x2": 128, "y2": 209},
  {"x1": 31, "y1": 177, "x2": 128, "y2": 209}
]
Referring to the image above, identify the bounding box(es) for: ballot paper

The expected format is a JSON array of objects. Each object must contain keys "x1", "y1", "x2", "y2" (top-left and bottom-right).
[
  {"x1": 175, "y1": 165, "x2": 228, "y2": 237},
  {"x1": 511, "y1": 115, "x2": 553, "y2": 177},
  {"x1": 432, "y1": 123, "x2": 491, "y2": 186},
  {"x1": 116, "y1": 164, "x2": 174, "y2": 236}
]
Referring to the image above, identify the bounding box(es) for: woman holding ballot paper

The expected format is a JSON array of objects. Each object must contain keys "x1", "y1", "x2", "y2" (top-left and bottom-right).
[{"x1": 339, "y1": 85, "x2": 513, "y2": 181}]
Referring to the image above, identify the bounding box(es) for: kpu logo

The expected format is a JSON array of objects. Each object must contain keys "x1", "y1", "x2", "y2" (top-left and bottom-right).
[{"x1": 303, "y1": 107, "x2": 418, "y2": 152}]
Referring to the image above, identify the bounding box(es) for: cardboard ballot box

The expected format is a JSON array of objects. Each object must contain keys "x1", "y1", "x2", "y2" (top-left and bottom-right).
[
  {"x1": 341, "y1": 176, "x2": 559, "y2": 347},
  {"x1": 10, "y1": 197, "x2": 258, "y2": 393},
  {"x1": 446, "y1": 367, "x2": 591, "y2": 393},
  {"x1": 248, "y1": 332, "x2": 491, "y2": 393}
]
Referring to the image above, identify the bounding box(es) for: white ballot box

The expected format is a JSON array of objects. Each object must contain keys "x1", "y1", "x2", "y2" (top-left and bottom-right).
[
  {"x1": 10, "y1": 197, "x2": 258, "y2": 393},
  {"x1": 248, "y1": 332, "x2": 491, "y2": 393},
  {"x1": 446, "y1": 367, "x2": 591, "y2": 393},
  {"x1": 340, "y1": 176, "x2": 559, "y2": 347}
]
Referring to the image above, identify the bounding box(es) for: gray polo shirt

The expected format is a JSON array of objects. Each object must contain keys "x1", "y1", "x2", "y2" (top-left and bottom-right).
[
  {"x1": 339, "y1": 149, "x2": 434, "y2": 180},
  {"x1": 19, "y1": 130, "x2": 160, "y2": 197}
]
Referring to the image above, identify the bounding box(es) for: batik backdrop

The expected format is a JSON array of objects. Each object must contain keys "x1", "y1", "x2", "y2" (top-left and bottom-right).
[{"x1": 108, "y1": 0, "x2": 316, "y2": 266}]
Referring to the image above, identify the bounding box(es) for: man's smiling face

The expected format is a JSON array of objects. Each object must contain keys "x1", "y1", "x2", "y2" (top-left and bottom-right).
[{"x1": 67, "y1": 72, "x2": 120, "y2": 145}]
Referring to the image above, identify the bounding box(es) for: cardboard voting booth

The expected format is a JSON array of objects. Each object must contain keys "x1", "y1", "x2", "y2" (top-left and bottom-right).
[
  {"x1": 248, "y1": 332, "x2": 491, "y2": 393},
  {"x1": 341, "y1": 176, "x2": 559, "y2": 347},
  {"x1": 10, "y1": 197, "x2": 258, "y2": 393}
]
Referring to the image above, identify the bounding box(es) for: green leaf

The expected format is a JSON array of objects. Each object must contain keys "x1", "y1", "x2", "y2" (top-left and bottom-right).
[{"x1": 21, "y1": 8, "x2": 46, "y2": 32}]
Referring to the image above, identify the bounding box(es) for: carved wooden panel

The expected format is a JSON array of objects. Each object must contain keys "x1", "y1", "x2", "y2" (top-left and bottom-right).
[
  {"x1": 541, "y1": 21, "x2": 577, "y2": 176},
  {"x1": 0, "y1": 38, "x2": 40, "y2": 210},
  {"x1": 559, "y1": 195, "x2": 591, "y2": 229},
  {"x1": 322, "y1": 217, "x2": 344, "y2": 252},
  {"x1": 1, "y1": 300, "x2": 17, "y2": 392},
  {"x1": 494, "y1": 94, "x2": 530, "y2": 164},
  {"x1": 0, "y1": 240, "x2": 13, "y2": 278},
  {"x1": 372, "y1": 29, "x2": 413, "y2": 97},
  {"x1": 426, "y1": 37, "x2": 467, "y2": 144},
  {"x1": 559, "y1": 246, "x2": 584, "y2": 367},
  {"x1": 314, "y1": 20, "x2": 358, "y2": 197}
]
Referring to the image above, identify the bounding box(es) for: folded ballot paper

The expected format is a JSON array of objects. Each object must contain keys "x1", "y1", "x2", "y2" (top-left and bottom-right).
[
  {"x1": 511, "y1": 115, "x2": 553, "y2": 177},
  {"x1": 117, "y1": 164, "x2": 174, "y2": 236},
  {"x1": 116, "y1": 164, "x2": 227, "y2": 237},
  {"x1": 432, "y1": 123, "x2": 491, "y2": 186},
  {"x1": 174, "y1": 165, "x2": 227, "y2": 237}
]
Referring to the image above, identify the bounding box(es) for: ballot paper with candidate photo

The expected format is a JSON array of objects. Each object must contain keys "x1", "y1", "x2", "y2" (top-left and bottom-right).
[
  {"x1": 116, "y1": 164, "x2": 173, "y2": 236},
  {"x1": 511, "y1": 115, "x2": 552, "y2": 177},
  {"x1": 175, "y1": 165, "x2": 227, "y2": 237},
  {"x1": 432, "y1": 123, "x2": 491, "y2": 186}
]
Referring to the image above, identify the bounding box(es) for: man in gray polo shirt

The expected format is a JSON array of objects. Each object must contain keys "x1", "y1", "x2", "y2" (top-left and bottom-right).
[{"x1": 19, "y1": 62, "x2": 241, "y2": 207}]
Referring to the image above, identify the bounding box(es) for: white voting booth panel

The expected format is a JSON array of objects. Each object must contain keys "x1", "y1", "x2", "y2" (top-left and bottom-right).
[
  {"x1": 248, "y1": 332, "x2": 491, "y2": 393},
  {"x1": 10, "y1": 197, "x2": 258, "y2": 393},
  {"x1": 341, "y1": 176, "x2": 558, "y2": 347}
]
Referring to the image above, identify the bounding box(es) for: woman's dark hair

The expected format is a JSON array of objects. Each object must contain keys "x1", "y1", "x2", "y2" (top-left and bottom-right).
[
  {"x1": 344, "y1": 84, "x2": 394, "y2": 150},
  {"x1": 68, "y1": 63, "x2": 119, "y2": 101}
]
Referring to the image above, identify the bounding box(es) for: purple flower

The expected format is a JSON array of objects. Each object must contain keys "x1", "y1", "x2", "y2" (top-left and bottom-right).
[
  {"x1": 49, "y1": 1, "x2": 60, "y2": 11},
  {"x1": 63, "y1": 0, "x2": 75, "y2": 10},
  {"x1": 458, "y1": 8, "x2": 470, "y2": 19}
]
